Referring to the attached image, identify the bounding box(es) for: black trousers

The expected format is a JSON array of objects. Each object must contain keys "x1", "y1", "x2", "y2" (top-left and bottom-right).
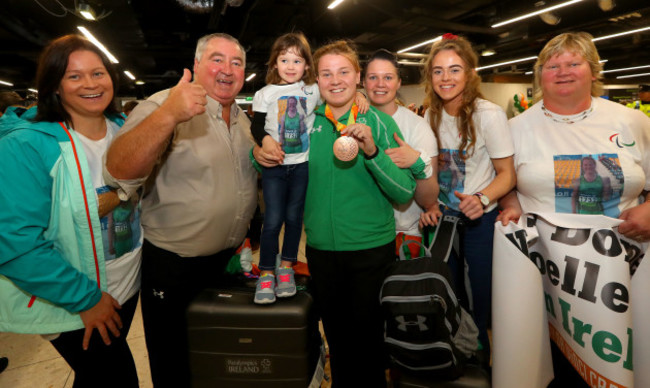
[
  {"x1": 51, "y1": 292, "x2": 140, "y2": 388},
  {"x1": 306, "y1": 241, "x2": 394, "y2": 388},
  {"x1": 140, "y1": 239, "x2": 234, "y2": 388}
]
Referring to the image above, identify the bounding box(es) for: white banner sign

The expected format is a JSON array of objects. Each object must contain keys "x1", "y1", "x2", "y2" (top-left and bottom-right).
[{"x1": 492, "y1": 213, "x2": 649, "y2": 388}]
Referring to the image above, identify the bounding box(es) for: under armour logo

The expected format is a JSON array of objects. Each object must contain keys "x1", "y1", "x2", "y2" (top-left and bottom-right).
[
  {"x1": 152, "y1": 289, "x2": 165, "y2": 299},
  {"x1": 313, "y1": 125, "x2": 322, "y2": 133},
  {"x1": 396, "y1": 315, "x2": 428, "y2": 332}
]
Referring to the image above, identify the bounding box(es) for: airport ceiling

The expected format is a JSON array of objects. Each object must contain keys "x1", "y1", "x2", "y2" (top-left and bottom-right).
[{"x1": 1, "y1": 0, "x2": 650, "y2": 98}]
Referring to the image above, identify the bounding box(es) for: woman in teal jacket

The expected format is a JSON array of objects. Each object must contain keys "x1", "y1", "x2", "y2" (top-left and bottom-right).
[{"x1": 0, "y1": 35, "x2": 141, "y2": 387}]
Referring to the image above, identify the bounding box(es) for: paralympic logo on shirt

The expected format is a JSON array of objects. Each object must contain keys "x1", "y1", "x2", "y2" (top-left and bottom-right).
[{"x1": 609, "y1": 133, "x2": 635, "y2": 148}]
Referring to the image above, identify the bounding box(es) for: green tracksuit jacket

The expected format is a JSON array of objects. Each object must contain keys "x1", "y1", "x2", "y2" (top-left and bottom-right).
[{"x1": 304, "y1": 105, "x2": 417, "y2": 251}]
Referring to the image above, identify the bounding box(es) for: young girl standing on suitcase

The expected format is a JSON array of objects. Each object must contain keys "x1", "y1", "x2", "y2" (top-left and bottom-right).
[{"x1": 250, "y1": 32, "x2": 367, "y2": 304}]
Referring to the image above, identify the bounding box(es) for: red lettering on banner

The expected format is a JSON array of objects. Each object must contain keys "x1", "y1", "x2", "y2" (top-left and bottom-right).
[{"x1": 549, "y1": 324, "x2": 625, "y2": 388}]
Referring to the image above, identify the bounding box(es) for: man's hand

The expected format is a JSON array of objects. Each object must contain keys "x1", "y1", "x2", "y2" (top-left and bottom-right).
[
  {"x1": 79, "y1": 292, "x2": 122, "y2": 350},
  {"x1": 385, "y1": 133, "x2": 420, "y2": 168},
  {"x1": 97, "y1": 189, "x2": 120, "y2": 218},
  {"x1": 160, "y1": 69, "x2": 207, "y2": 124}
]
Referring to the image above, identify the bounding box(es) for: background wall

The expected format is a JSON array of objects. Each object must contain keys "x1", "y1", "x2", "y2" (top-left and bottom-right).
[
  {"x1": 396, "y1": 82, "x2": 640, "y2": 119},
  {"x1": 397, "y1": 82, "x2": 532, "y2": 118}
]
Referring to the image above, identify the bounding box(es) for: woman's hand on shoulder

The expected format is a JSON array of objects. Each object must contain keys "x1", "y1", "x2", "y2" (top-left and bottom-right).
[
  {"x1": 618, "y1": 201, "x2": 650, "y2": 242},
  {"x1": 79, "y1": 291, "x2": 122, "y2": 350},
  {"x1": 354, "y1": 92, "x2": 370, "y2": 114},
  {"x1": 385, "y1": 133, "x2": 420, "y2": 168}
]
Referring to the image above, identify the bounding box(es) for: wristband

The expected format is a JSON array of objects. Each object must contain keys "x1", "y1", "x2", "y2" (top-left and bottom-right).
[
  {"x1": 473, "y1": 192, "x2": 490, "y2": 209},
  {"x1": 364, "y1": 146, "x2": 379, "y2": 160}
]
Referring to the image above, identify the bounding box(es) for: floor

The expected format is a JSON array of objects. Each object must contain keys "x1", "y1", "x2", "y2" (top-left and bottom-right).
[
  {"x1": 0, "y1": 298, "x2": 152, "y2": 388},
  {"x1": 0, "y1": 301, "x2": 333, "y2": 388},
  {"x1": 0, "y1": 229, "x2": 336, "y2": 388}
]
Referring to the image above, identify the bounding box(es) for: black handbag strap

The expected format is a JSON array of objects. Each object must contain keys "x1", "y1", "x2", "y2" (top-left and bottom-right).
[
  {"x1": 425, "y1": 214, "x2": 462, "y2": 264},
  {"x1": 424, "y1": 215, "x2": 469, "y2": 310}
]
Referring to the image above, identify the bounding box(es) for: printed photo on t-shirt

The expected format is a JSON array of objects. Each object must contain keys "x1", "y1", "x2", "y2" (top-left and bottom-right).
[
  {"x1": 277, "y1": 95, "x2": 309, "y2": 154},
  {"x1": 97, "y1": 186, "x2": 142, "y2": 260},
  {"x1": 553, "y1": 153, "x2": 624, "y2": 217},
  {"x1": 438, "y1": 149, "x2": 466, "y2": 208}
]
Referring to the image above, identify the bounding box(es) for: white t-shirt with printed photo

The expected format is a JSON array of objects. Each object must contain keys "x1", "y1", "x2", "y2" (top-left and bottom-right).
[
  {"x1": 392, "y1": 105, "x2": 439, "y2": 236},
  {"x1": 252, "y1": 81, "x2": 321, "y2": 165},
  {"x1": 426, "y1": 98, "x2": 514, "y2": 213},
  {"x1": 509, "y1": 97, "x2": 650, "y2": 218},
  {"x1": 75, "y1": 119, "x2": 142, "y2": 305}
]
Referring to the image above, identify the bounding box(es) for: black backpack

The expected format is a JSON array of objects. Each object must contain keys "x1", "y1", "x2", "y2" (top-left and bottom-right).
[{"x1": 380, "y1": 215, "x2": 479, "y2": 380}]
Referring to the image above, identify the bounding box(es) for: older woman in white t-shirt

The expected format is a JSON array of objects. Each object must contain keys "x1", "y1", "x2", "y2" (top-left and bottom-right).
[
  {"x1": 498, "y1": 32, "x2": 650, "y2": 238},
  {"x1": 498, "y1": 32, "x2": 650, "y2": 387}
]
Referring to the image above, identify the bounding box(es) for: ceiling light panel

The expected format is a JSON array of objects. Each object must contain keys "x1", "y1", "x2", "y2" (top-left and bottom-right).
[{"x1": 491, "y1": 0, "x2": 583, "y2": 28}]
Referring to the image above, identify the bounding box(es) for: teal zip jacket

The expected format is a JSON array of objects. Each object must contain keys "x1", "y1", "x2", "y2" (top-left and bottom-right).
[
  {"x1": 304, "y1": 105, "x2": 416, "y2": 251},
  {"x1": 0, "y1": 107, "x2": 124, "y2": 333}
]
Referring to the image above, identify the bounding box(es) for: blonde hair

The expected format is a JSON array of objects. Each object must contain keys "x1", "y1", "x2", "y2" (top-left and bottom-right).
[
  {"x1": 533, "y1": 32, "x2": 603, "y2": 103},
  {"x1": 265, "y1": 32, "x2": 316, "y2": 85},
  {"x1": 313, "y1": 40, "x2": 361, "y2": 74},
  {"x1": 422, "y1": 36, "x2": 482, "y2": 159}
]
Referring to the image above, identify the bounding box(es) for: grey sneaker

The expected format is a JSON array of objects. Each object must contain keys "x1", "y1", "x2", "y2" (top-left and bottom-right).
[
  {"x1": 254, "y1": 274, "x2": 276, "y2": 304},
  {"x1": 275, "y1": 266, "x2": 296, "y2": 298}
]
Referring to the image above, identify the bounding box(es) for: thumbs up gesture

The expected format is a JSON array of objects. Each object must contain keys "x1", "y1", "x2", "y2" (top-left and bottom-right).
[
  {"x1": 161, "y1": 68, "x2": 208, "y2": 124},
  {"x1": 385, "y1": 132, "x2": 420, "y2": 168},
  {"x1": 454, "y1": 190, "x2": 483, "y2": 220}
]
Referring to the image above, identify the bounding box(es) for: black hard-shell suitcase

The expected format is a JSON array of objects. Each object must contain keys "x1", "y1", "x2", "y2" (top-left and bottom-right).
[{"x1": 187, "y1": 287, "x2": 324, "y2": 388}]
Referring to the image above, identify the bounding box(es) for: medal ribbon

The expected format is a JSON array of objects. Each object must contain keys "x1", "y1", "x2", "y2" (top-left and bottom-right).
[{"x1": 324, "y1": 104, "x2": 358, "y2": 136}]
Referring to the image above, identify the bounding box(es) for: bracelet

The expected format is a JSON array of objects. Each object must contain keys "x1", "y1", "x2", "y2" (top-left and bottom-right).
[{"x1": 364, "y1": 147, "x2": 379, "y2": 160}]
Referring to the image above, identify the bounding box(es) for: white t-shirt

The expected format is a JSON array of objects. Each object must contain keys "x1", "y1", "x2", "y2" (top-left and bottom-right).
[
  {"x1": 252, "y1": 81, "x2": 320, "y2": 165},
  {"x1": 392, "y1": 105, "x2": 439, "y2": 236},
  {"x1": 426, "y1": 98, "x2": 513, "y2": 212},
  {"x1": 75, "y1": 119, "x2": 142, "y2": 305},
  {"x1": 509, "y1": 97, "x2": 650, "y2": 217}
]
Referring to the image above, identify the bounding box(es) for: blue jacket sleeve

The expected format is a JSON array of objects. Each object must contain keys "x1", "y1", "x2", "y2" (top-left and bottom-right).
[{"x1": 0, "y1": 133, "x2": 102, "y2": 313}]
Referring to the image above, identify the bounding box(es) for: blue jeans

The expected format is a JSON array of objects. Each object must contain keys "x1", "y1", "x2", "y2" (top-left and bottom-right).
[
  {"x1": 441, "y1": 205, "x2": 498, "y2": 353},
  {"x1": 259, "y1": 162, "x2": 308, "y2": 270}
]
